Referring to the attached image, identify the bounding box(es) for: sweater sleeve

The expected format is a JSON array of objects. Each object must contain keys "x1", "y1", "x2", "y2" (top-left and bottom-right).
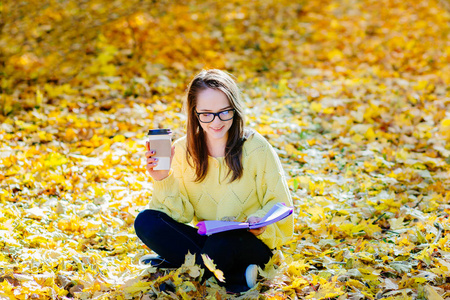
[
  {"x1": 250, "y1": 139, "x2": 294, "y2": 249},
  {"x1": 148, "y1": 140, "x2": 194, "y2": 224}
]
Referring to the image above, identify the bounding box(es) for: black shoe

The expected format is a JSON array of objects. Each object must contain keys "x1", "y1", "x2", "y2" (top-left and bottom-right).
[{"x1": 139, "y1": 254, "x2": 177, "y2": 268}]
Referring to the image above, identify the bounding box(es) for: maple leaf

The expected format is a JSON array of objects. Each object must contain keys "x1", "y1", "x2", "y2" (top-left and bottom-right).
[
  {"x1": 425, "y1": 285, "x2": 445, "y2": 300},
  {"x1": 201, "y1": 254, "x2": 225, "y2": 283}
]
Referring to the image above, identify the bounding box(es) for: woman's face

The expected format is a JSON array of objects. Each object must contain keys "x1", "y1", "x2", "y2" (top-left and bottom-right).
[{"x1": 196, "y1": 88, "x2": 234, "y2": 144}]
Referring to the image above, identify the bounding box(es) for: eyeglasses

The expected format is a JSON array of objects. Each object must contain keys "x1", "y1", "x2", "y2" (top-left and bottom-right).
[{"x1": 195, "y1": 109, "x2": 235, "y2": 123}]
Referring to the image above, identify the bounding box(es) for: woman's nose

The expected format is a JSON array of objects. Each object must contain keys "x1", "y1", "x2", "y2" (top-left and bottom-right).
[{"x1": 211, "y1": 115, "x2": 222, "y2": 125}]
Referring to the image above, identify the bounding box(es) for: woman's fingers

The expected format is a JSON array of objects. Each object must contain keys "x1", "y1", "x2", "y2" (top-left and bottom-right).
[
  {"x1": 247, "y1": 216, "x2": 261, "y2": 224},
  {"x1": 147, "y1": 157, "x2": 158, "y2": 166},
  {"x1": 146, "y1": 160, "x2": 158, "y2": 173},
  {"x1": 145, "y1": 150, "x2": 155, "y2": 159},
  {"x1": 144, "y1": 141, "x2": 172, "y2": 181},
  {"x1": 248, "y1": 217, "x2": 266, "y2": 236},
  {"x1": 145, "y1": 141, "x2": 155, "y2": 158},
  {"x1": 147, "y1": 158, "x2": 158, "y2": 163},
  {"x1": 249, "y1": 226, "x2": 266, "y2": 236}
]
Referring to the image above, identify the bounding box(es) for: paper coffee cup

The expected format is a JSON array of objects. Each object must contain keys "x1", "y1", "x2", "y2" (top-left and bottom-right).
[{"x1": 148, "y1": 129, "x2": 172, "y2": 170}]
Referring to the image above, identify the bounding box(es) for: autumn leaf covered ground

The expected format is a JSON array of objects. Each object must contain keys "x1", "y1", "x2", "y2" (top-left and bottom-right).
[{"x1": 1, "y1": 0, "x2": 450, "y2": 299}]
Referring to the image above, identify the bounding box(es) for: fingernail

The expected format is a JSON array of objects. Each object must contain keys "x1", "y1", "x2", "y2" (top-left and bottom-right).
[
  {"x1": 151, "y1": 151, "x2": 155, "y2": 154},
  {"x1": 154, "y1": 158, "x2": 158, "y2": 161}
]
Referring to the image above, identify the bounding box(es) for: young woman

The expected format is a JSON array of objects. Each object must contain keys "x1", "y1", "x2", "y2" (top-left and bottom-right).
[{"x1": 134, "y1": 69, "x2": 294, "y2": 293}]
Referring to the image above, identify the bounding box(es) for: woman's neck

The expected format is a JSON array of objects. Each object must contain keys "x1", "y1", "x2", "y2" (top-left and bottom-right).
[{"x1": 206, "y1": 137, "x2": 227, "y2": 157}]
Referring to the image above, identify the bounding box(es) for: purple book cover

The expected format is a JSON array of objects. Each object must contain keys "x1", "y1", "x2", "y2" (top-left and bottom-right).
[{"x1": 196, "y1": 202, "x2": 293, "y2": 235}]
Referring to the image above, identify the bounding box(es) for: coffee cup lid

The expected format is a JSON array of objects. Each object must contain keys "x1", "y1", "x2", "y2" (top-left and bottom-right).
[{"x1": 147, "y1": 129, "x2": 172, "y2": 135}]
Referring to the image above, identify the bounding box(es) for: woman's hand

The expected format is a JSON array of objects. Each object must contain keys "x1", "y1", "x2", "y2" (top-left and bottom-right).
[
  {"x1": 247, "y1": 216, "x2": 266, "y2": 236},
  {"x1": 145, "y1": 141, "x2": 175, "y2": 181}
]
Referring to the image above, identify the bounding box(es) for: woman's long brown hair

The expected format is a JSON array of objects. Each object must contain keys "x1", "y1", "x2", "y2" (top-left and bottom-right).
[{"x1": 185, "y1": 69, "x2": 245, "y2": 182}]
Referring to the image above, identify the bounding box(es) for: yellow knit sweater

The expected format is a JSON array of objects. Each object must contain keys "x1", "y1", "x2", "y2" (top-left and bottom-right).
[{"x1": 149, "y1": 131, "x2": 294, "y2": 249}]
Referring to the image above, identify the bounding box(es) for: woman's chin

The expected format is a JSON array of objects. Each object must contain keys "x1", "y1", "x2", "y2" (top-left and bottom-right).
[{"x1": 206, "y1": 129, "x2": 227, "y2": 141}]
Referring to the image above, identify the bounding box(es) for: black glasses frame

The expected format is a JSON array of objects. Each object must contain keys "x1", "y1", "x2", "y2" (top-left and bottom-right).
[{"x1": 195, "y1": 109, "x2": 236, "y2": 123}]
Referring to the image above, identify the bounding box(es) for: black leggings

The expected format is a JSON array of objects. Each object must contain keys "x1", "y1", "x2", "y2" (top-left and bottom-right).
[{"x1": 134, "y1": 209, "x2": 273, "y2": 289}]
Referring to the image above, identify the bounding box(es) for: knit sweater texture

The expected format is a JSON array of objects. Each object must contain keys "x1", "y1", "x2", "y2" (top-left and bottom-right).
[{"x1": 149, "y1": 131, "x2": 294, "y2": 249}]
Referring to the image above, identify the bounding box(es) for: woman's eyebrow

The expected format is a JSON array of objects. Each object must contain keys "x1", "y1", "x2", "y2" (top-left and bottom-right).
[{"x1": 196, "y1": 105, "x2": 232, "y2": 112}]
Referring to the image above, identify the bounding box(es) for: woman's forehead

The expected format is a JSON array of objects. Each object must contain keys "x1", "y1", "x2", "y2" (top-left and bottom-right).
[{"x1": 196, "y1": 88, "x2": 231, "y2": 111}]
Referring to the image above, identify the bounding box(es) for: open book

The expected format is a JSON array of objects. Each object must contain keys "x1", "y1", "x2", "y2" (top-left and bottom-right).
[{"x1": 196, "y1": 202, "x2": 293, "y2": 235}]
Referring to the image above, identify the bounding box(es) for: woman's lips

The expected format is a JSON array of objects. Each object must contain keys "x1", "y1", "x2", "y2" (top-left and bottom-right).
[{"x1": 210, "y1": 126, "x2": 224, "y2": 132}]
